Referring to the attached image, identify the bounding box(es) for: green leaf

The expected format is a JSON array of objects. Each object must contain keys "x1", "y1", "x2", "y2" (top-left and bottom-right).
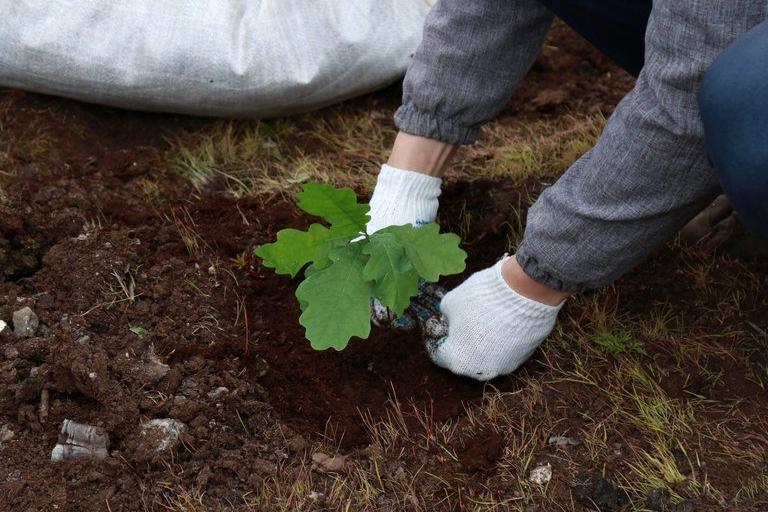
[
  {"x1": 362, "y1": 232, "x2": 420, "y2": 315},
  {"x1": 297, "y1": 182, "x2": 369, "y2": 236},
  {"x1": 130, "y1": 326, "x2": 148, "y2": 336},
  {"x1": 254, "y1": 223, "x2": 350, "y2": 278},
  {"x1": 381, "y1": 223, "x2": 467, "y2": 282},
  {"x1": 254, "y1": 182, "x2": 469, "y2": 352},
  {"x1": 295, "y1": 245, "x2": 373, "y2": 350}
]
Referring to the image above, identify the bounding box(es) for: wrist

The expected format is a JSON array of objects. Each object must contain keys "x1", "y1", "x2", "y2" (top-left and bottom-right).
[
  {"x1": 501, "y1": 256, "x2": 569, "y2": 307},
  {"x1": 387, "y1": 132, "x2": 457, "y2": 177}
]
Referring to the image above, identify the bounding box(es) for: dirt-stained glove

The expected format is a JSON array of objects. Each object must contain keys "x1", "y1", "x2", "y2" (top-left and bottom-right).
[
  {"x1": 371, "y1": 281, "x2": 446, "y2": 330},
  {"x1": 366, "y1": 163, "x2": 442, "y2": 329},
  {"x1": 423, "y1": 256, "x2": 564, "y2": 381}
]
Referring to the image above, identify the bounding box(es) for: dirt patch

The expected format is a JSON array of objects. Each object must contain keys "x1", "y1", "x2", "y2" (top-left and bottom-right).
[{"x1": 458, "y1": 428, "x2": 506, "y2": 473}]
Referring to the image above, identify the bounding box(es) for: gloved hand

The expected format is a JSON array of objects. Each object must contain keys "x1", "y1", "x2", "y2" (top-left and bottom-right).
[
  {"x1": 371, "y1": 281, "x2": 446, "y2": 330},
  {"x1": 422, "y1": 256, "x2": 564, "y2": 381},
  {"x1": 366, "y1": 163, "x2": 442, "y2": 329}
]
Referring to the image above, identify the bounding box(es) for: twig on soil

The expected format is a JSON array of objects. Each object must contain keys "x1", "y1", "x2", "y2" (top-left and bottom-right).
[
  {"x1": 243, "y1": 298, "x2": 250, "y2": 356},
  {"x1": 80, "y1": 295, "x2": 143, "y2": 317},
  {"x1": 221, "y1": 266, "x2": 239, "y2": 288},
  {"x1": 236, "y1": 409, "x2": 250, "y2": 437},
  {"x1": 39, "y1": 387, "x2": 49, "y2": 423},
  {"x1": 112, "y1": 264, "x2": 137, "y2": 303},
  {"x1": 235, "y1": 203, "x2": 251, "y2": 226}
]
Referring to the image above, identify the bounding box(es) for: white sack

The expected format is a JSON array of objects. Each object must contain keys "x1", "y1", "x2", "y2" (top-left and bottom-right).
[{"x1": 0, "y1": 1, "x2": 432, "y2": 117}]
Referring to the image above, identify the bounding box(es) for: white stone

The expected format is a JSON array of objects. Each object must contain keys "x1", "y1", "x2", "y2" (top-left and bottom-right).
[
  {"x1": 0, "y1": 424, "x2": 15, "y2": 443},
  {"x1": 141, "y1": 419, "x2": 187, "y2": 453},
  {"x1": 12, "y1": 307, "x2": 39, "y2": 338},
  {"x1": 548, "y1": 435, "x2": 580, "y2": 448},
  {"x1": 529, "y1": 463, "x2": 553, "y2": 485}
]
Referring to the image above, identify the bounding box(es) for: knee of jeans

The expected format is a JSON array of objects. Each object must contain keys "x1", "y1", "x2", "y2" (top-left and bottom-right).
[
  {"x1": 699, "y1": 57, "x2": 740, "y2": 141},
  {"x1": 699, "y1": 56, "x2": 767, "y2": 182}
]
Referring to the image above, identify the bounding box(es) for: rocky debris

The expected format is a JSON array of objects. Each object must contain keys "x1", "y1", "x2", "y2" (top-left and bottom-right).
[
  {"x1": 207, "y1": 386, "x2": 229, "y2": 400},
  {"x1": 0, "y1": 319, "x2": 7, "y2": 334},
  {"x1": 646, "y1": 488, "x2": 697, "y2": 512},
  {"x1": 548, "y1": 435, "x2": 580, "y2": 448},
  {"x1": 140, "y1": 418, "x2": 187, "y2": 453},
  {"x1": 311, "y1": 452, "x2": 347, "y2": 473},
  {"x1": 573, "y1": 473, "x2": 629, "y2": 510},
  {"x1": 12, "y1": 307, "x2": 39, "y2": 338},
  {"x1": 0, "y1": 424, "x2": 15, "y2": 443},
  {"x1": 51, "y1": 419, "x2": 109, "y2": 461},
  {"x1": 528, "y1": 463, "x2": 552, "y2": 484},
  {"x1": 137, "y1": 345, "x2": 170, "y2": 385},
  {"x1": 308, "y1": 491, "x2": 325, "y2": 501},
  {"x1": 112, "y1": 344, "x2": 170, "y2": 387}
]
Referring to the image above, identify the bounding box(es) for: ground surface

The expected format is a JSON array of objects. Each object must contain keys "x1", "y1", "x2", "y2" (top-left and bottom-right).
[{"x1": 1, "y1": 23, "x2": 767, "y2": 512}]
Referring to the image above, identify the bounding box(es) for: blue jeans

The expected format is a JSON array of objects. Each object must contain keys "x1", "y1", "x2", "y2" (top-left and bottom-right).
[
  {"x1": 699, "y1": 21, "x2": 768, "y2": 239},
  {"x1": 539, "y1": 0, "x2": 651, "y2": 76},
  {"x1": 545, "y1": 2, "x2": 768, "y2": 239}
]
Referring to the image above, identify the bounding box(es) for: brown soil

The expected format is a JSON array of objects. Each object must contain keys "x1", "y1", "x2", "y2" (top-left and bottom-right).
[{"x1": 1, "y1": 22, "x2": 766, "y2": 512}]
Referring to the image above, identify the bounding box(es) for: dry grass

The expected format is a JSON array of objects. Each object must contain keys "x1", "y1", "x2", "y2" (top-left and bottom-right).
[
  {"x1": 167, "y1": 98, "x2": 604, "y2": 202},
  {"x1": 169, "y1": 110, "x2": 394, "y2": 198}
]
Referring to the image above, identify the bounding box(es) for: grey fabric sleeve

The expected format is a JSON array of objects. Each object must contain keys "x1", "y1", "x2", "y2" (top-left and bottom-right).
[
  {"x1": 516, "y1": 0, "x2": 768, "y2": 292},
  {"x1": 394, "y1": 0, "x2": 554, "y2": 145}
]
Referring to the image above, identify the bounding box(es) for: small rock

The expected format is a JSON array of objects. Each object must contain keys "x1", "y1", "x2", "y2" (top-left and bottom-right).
[
  {"x1": 308, "y1": 491, "x2": 324, "y2": 501},
  {"x1": 140, "y1": 418, "x2": 187, "y2": 453},
  {"x1": 75, "y1": 335, "x2": 91, "y2": 346},
  {"x1": 528, "y1": 463, "x2": 552, "y2": 484},
  {"x1": 51, "y1": 419, "x2": 109, "y2": 461},
  {"x1": 548, "y1": 435, "x2": 580, "y2": 448},
  {"x1": 312, "y1": 452, "x2": 347, "y2": 473},
  {"x1": 12, "y1": 307, "x2": 39, "y2": 338},
  {"x1": 207, "y1": 387, "x2": 229, "y2": 400},
  {"x1": 0, "y1": 320, "x2": 6, "y2": 334},
  {"x1": 137, "y1": 345, "x2": 170, "y2": 385},
  {"x1": 0, "y1": 424, "x2": 15, "y2": 443}
]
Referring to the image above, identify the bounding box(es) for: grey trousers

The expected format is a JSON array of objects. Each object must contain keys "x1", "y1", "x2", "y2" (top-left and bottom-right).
[{"x1": 394, "y1": 0, "x2": 768, "y2": 292}]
